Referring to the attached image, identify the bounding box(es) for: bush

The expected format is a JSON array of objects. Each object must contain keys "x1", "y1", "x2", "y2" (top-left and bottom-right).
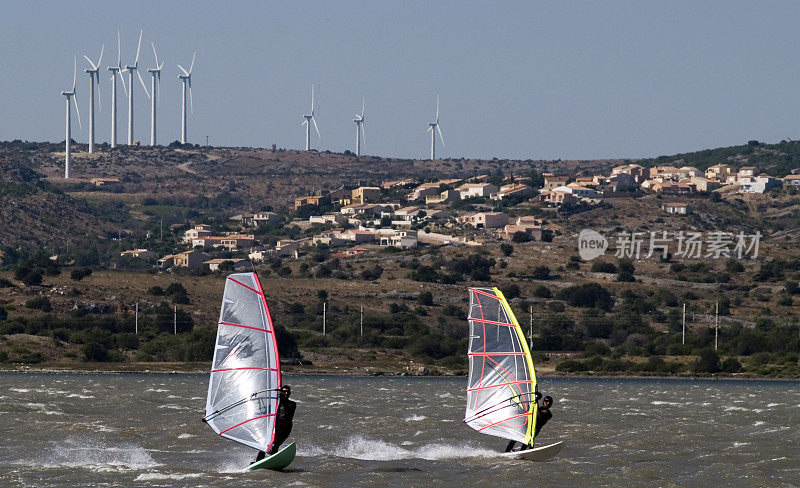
[
  {"x1": 25, "y1": 296, "x2": 52, "y2": 312},
  {"x1": 531, "y1": 266, "x2": 550, "y2": 280},
  {"x1": 22, "y1": 270, "x2": 43, "y2": 286},
  {"x1": 500, "y1": 243, "x2": 514, "y2": 256},
  {"x1": 148, "y1": 286, "x2": 166, "y2": 296},
  {"x1": 70, "y1": 268, "x2": 92, "y2": 281},
  {"x1": 556, "y1": 283, "x2": 613, "y2": 311},
  {"x1": 417, "y1": 291, "x2": 434, "y2": 306},
  {"x1": 512, "y1": 231, "x2": 531, "y2": 243},
  {"x1": 591, "y1": 261, "x2": 617, "y2": 273},
  {"x1": 0, "y1": 322, "x2": 25, "y2": 335},
  {"x1": 720, "y1": 356, "x2": 742, "y2": 373},
  {"x1": 500, "y1": 284, "x2": 520, "y2": 300},
  {"x1": 693, "y1": 348, "x2": 720, "y2": 373},
  {"x1": 533, "y1": 285, "x2": 551, "y2": 298},
  {"x1": 82, "y1": 342, "x2": 110, "y2": 362},
  {"x1": 361, "y1": 265, "x2": 384, "y2": 281},
  {"x1": 0, "y1": 278, "x2": 13, "y2": 288}
]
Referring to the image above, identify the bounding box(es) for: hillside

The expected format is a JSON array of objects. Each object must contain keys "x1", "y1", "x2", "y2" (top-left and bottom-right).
[{"x1": 1, "y1": 139, "x2": 800, "y2": 378}]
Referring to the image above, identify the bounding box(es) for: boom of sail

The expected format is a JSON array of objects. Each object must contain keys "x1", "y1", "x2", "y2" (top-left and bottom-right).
[
  {"x1": 464, "y1": 287, "x2": 538, "y2": 445},
  {"x1": 204, "y1": 272, "x2": 281, "y2": 452}
]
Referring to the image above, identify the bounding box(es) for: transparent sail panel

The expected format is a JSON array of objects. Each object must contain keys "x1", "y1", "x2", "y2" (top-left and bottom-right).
[
  {"x1": 205, "y1": 272, "x2": 280, "y2": 452},
  {"x1": 465, "y1": 287, "x2": 537, "y2": 444}
]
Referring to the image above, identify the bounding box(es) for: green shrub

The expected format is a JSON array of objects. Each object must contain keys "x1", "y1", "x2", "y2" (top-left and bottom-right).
[
  {"x1": 25, "y1": 296, "x2": 52, "y2": 312},
  {"x1": 591, "y1": 261, "x2": 617, "y2": 273},
  {"x1": 417, "y1": 291, "x2": 434, "y2": 306}
]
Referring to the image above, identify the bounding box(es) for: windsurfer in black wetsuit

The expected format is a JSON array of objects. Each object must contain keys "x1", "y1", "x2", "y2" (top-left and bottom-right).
[
  {"x1": 255, "y1": 384, "x2": 296, "y2": 461},
  {"x1": 504, "y1": 393, "x2": 553, "y2": 452}
]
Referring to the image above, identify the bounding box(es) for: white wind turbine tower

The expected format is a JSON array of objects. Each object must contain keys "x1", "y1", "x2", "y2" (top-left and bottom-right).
[
  {"x1": 177, "y1": 52, "x2": 195, "y2": 144},
  {"x1": 301, "y1": 84, "x2": 320, "y2": 150},
  {"x1": 353, "y1": 98, "x2": 366, "y2": 156},
  {"x1": 83, "y1": 45, "x2": 103, "y2": 153},
  {"x1": 427, "y1": 95, "x2": 445, "y2": 160},
  {"x1": 107, "y1": 30, "x2": 127, "y2": 148},
  {"x1": 123, "y1": 30, "x2": 150, "y2": 145},
  {"x1": 61, "y1": 55, "x2": 82, "y2": 179},
  {"x1": 147, "y1": 43, "x2": 164, "y2": 146}
]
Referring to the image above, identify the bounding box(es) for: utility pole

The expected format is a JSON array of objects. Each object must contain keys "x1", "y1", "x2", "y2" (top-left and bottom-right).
[
  {"x1": 360, "y1": 306, "x2": 364, "y2": 338},
  {"x1": 714, "y1": 301, "x2": 719, "y2": 351},
  {"x1": 529, "y1": 305, "x2": 534, "y2": 350},
  {"x1": 174, "y1": 305, "x2": 177, "y2": 335},
  {"x1": 206, "y1": 135, "x2": 209, "y2": 146},
  {"x1": 682, "y1": 303, "x2": 686, "y2": 345},
  {"x1": 160, "y1": 219, "x2": 163, "y2": 241},
  {"x1": 135, "y1": 302, "x2": 139, "y2": 335},
  {"x1": 323, "y1": 301, "x2": 326, "y2": 336}
]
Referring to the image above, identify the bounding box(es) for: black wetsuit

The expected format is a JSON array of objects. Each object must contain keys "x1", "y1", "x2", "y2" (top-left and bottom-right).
[
  {"x1": 504, "y1": 406, "x2": 552, "y2": 452},
  {"x1": 255, "y1": 394, "x2": 297, "y2": 461},
  {"x1": 267, "y1": 395, "x2": 296, "y2": 455}
]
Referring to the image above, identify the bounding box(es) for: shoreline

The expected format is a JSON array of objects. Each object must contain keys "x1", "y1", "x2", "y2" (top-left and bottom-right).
[{"x1": 2, "y1": 362, "x2": 798, "y2": 381}]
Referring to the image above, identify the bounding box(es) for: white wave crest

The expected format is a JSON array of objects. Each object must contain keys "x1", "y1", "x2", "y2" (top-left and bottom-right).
[
  {"x1": 177, "y1": 433, "x2": 195, "y2": 439},
  {"x1": 651, "y1": 401, "x2": 681, "y2": 407},
  {"x1": 135, "y1": 472, "x2": 204, "y2": 481},
  {"x1": 404, "y1": 414, "x2": 427, "y2": 422},
  {"x1": 42, "y1": 437, "x2": 160, "y2": 472},
  {"x1": 326, "y1": 435, "x2": 498, "y2": 461}
]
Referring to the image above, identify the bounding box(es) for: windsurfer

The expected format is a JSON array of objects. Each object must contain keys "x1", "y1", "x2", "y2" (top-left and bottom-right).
[
  {"x1": 504, "y1": 393, "x2": 553, "y2": 452},
  {"x1": 255, "y1": 384, "x2": 296, "y2": 461}
]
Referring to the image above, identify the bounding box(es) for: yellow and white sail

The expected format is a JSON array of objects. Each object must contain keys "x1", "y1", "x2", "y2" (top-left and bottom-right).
[{"x1": 464, "y1": 287, "x2": 538, "y2": 445}]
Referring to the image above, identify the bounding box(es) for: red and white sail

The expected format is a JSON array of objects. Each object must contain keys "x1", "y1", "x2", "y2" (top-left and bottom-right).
[{"x1": 204, "y1": 272, "x2": 281, "y2": 452}]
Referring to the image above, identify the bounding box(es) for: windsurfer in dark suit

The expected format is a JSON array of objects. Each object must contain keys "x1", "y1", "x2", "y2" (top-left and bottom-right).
[
  {"x1": 255, "y1": 384, "x2": 297, "y2": 461},
  {"x1": 504, "y1": 394, "x2": 553, "y2": 452}
]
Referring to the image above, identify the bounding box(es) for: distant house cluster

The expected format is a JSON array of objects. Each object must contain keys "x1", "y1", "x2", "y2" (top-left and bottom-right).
[{"x1": 149, "y1": 160, "x2": 795, "y2": 272}]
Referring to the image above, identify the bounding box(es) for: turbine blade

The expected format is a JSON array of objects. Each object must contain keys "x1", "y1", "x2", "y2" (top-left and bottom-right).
[
  {"x1": 310, "y1": 84, "x2": 315, "y2": 113},
  {"x1": 119, "y1": 69, "x2": 128, "y2": 96},
  {"x1": 137, "y1": 70, "x2": 150, "y2": 99},
  {"x1": 135, "y1": 30, "x2": 142, "y2": 64},
  {"x1": 83, "y1": 54, "x2": 97, "y2": 70},
  {"x1": 177, "y1": 64, "x2": 189, "y2": 76},
  {"x1": 117, "y1": 29, "x2": 121, "y2": 66},
  {"x1": 157, "y1": 74, "x2": 161, "y2": 107},
  {"x1": 301, "y1": 118, "x2": 308, "y2": 126},
  {"x1": 189, "y1": 84, "x2": 193, "y2": 113},
  {"x1": 97, "y1": 44, "x2": 104, "y2": 68},
  {"x1": 362, "y1": 97, "x2": 365, "y2": 117},
  {"x1": 74, "y1": 93, "x2": 82, "y2": 129},
  {"x1": 361, "y1": 123, "x2": 366, "y2": 148},
  {"x1": 72, "y1": 55, "x2": 77, "y2": 92},
  {"x1": 437, "y1": 125, "x2": 445, "y2": 147},
  {"x1": 152, "y1": 42, "x2": 158, "y2": 65},
  {"x1": 97, "y1": 75, "x2": 102, "y2": 112},
  {"x1": 188, "y1": 52, "x2": 195, "y2": 74},
  {"x1": 435, "y1": 95, "x2": 439, "y2": 123},
  {"x1": 312, "y1": 116, "x2": 320, "y2": 139}
]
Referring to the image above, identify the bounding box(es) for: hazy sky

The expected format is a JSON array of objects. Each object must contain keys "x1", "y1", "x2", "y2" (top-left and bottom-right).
[{"x1": 2, "y1": 1, "x2": 800, "y2": 161}]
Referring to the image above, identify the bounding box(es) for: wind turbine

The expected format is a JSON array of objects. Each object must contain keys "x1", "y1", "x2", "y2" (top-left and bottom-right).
[
  {"x1": 83, "y1": 45, "x2": 103, "y2": 153},
  {"x1": 107, "y1": 30, "x2": 127, "y2": 148},
  {"x1": 177, "y1": 52, "x2": 195, "y2": 144},
  {"x1": 301, "y1": 84, "x2": 320, "y2": 150},
  {"x1": 147, "y1": 43, "x2": 164, "y2": 146},
  {"x1": 427, "y1": 95, "x2": 445, "y2": 160},
  {"x1": 123, "y1": 30, "x2": 150, "y2": 145},
  {"x1": 61, "y1": 55, "x2": 82, "y2": 179},
  {"x1": 353, "y1": 97, "x2": 365, "y2": 156}
]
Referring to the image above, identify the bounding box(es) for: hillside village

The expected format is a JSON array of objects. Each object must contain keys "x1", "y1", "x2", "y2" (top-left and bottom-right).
[{"x1": 142, "y1": 160, "x2": 799, "y2": 273}]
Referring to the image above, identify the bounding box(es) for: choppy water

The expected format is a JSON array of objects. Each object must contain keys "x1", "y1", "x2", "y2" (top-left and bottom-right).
[{"x1": 0, "y1": 373, "x2": 798, "y2": 487}]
